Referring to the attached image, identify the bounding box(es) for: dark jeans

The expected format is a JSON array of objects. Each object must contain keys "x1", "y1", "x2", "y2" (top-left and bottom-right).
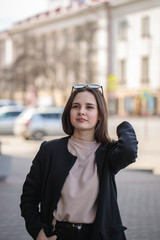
[{"x1": 54, "y1": 222, "x2": 92, "y2": 240}]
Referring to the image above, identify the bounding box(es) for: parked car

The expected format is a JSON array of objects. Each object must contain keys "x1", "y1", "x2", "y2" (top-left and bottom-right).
[
  {"x1": 14, "y1": 107, "x2": 64, "y2": 140},
  {"x1": 0, "y1": 106, "x2": 24, "y2": 135},
  {"x1": 0, "y1": 99, "x2": 22, "y2": 108}
]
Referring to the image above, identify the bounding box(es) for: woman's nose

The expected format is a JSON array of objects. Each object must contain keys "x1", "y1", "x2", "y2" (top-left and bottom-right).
[{"x1": 78, "y1": 107, "x2": 85, "y2": 115}]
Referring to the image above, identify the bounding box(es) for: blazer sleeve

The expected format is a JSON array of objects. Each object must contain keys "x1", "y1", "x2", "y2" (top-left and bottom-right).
[
  {"x1": 109, "y1": 121, "x2": 138, "y2": 174},
  {"x1": 20, "y1": 141, "x2": 47, "y2": 240}
]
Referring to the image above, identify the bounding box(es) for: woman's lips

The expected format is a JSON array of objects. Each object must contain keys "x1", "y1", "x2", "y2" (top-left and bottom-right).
[{"x1": 76, "y1": 118, "x2": 87, "y2": 122}]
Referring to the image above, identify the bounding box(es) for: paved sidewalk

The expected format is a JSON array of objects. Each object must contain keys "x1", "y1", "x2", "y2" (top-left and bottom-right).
[
  {"x1": 0, "y1": 156, "x2": 160, "y2": 240},
  {"x1": 116, "y1": 169, "x2": 160, "y2": 240},
  {"x1": 0, "y1": 155, "x2": 32, "y2": 240}
]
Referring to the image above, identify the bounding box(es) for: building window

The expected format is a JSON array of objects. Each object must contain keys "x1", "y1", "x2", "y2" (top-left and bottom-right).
[
  {"x1": 141, "y1": 56, "x2": 149, "y2": 84},
  {"x1": 118, "y1": 59, "x2": 126, "y2": 85},
  {"x1": 118, "y1": 20, "x2": 128, "y2": 40},
  {"x1": 141, "y1": 16, "x2": 150, "y2": 37}
]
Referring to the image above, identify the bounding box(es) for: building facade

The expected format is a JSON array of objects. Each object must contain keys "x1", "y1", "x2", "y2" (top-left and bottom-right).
[
  {"x1": 0, "y1": 0, "x2": 160, "y2": 115},
  {"x1": 108, "y1": 0, "x2": 160, "y2": 115}
]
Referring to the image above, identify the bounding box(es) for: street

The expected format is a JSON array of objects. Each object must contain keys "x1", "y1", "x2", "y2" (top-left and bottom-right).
[{"x1": 0, "y1": 116, "x2": 160, "y2": 240}]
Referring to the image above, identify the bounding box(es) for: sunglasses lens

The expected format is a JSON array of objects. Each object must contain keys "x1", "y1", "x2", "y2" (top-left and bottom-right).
[
  {"x1": 73, "y1": 84, "x2": 85, "y2": 89},
  {"x1": 88, "y1": 84, "x2": 101, "y2": 89},
  {"x1": 72, "y1": 84, "x2": 103, "y2": 96}
]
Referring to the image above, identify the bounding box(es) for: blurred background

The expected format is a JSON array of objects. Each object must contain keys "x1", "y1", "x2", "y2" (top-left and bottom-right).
[
  {"x1": 0, "y1": 0, "x2": 160, "y2": 240},
  {"x1": 0, "y1": 0, "x2": 160, "y2": 116}
]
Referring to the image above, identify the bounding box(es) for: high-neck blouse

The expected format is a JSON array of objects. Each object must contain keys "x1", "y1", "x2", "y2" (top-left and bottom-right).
[{"x1": 53, "y1": 136, "x2": 100, "y2": 223}]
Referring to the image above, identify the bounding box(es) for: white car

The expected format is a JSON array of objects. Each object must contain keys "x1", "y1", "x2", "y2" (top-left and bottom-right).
[
  {"x1": 0, "y1": 99, "x2": 22, "y2": 108},
  {"x1": 14, "y1": 106, "x2": 64, "y2": 140},
  {"x1": 0, "y1": 106, "x2": 24, "y2": 135}
]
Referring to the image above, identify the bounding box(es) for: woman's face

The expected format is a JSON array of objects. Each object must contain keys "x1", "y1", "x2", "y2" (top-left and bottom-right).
[{"x1": 70, "y1": 91, "x2": 99, "y2": 136}]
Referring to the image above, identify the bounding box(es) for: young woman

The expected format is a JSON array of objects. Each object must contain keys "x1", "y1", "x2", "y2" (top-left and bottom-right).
[{"x1": 20, "y1": 84, "x2": 138, "y2": 240}]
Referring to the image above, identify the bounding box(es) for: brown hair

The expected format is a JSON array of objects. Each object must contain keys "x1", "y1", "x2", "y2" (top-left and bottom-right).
[{"x1": 62, "y1": 87, "x2": 111, "y2": 144}]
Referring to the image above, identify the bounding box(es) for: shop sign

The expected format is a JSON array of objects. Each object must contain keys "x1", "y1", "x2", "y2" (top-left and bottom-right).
[{"x1": 108, "y1": 75, "x2": 118, "y2": 92}]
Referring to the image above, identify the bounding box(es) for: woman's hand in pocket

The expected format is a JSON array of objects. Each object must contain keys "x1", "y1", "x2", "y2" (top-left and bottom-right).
[
  {"x1": 49, "y1": 236, "x2": 57, "y2": 240},
  {"x1": 36, "y1": 229, "x2": 57, "y2": 240}
]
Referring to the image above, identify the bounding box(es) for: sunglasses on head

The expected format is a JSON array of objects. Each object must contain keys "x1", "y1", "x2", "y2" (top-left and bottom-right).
[{"x1": 71, "y1": 84, "x2": 104, "y2": 96}]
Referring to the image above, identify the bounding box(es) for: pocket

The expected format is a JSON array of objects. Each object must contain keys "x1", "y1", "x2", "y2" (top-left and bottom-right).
[
  {"x1": 55, "y1": 228, "x2": 63, "y2": 240},
  {"x1": 56, "y1": 235, "x2": 60, "y2": 240},
  {"x1": 55, "y1": 233, "x2": 61, "y2": 240}
]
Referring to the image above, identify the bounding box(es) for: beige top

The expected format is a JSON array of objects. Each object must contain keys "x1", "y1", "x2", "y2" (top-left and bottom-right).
[{"x1": 53, "y1": 136, "x2": 100, "y2": 224}]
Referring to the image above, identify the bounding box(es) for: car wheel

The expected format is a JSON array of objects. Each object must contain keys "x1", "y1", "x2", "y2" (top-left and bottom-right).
[{"x1": 33, "y1": 131, "x2": 44, "y2": 141}]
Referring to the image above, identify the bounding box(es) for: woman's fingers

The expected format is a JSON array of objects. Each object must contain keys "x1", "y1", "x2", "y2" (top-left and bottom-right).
[{"x1": 49, "y1": 235, "x2": 57, "y2": 240}]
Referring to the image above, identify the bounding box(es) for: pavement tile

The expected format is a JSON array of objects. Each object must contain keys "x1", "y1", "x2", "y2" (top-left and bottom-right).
[{"x1": 116, "y1": 169, "x2": 160, "y2": 240}]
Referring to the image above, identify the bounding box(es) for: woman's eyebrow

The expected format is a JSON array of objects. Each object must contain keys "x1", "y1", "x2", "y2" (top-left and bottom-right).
[
  {"x1": 86, "y1": 103, "x2": 96, "y2": 106},
  {"x1": 72, "y1": 102, "x2": 80, "y2": 105},
  {"x1": 72, "y1": 102, "x2": 96, "y2": 106}
]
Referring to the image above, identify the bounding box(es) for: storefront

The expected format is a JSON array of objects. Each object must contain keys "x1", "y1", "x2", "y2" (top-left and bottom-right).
[{"x1": 108, "y1": 91, "x2": 158, "y2": 116}]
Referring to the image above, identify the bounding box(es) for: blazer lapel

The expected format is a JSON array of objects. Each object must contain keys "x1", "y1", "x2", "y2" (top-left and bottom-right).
[
  {"x1": 47, "y1": 138, "x2": 77, "y2": 222},
  {"x1": 96, "y1": 144, "x2": 107, "y2": 181}
]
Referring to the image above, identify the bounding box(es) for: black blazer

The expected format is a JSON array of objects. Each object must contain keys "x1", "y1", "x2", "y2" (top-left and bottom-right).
[{"x1": 20, "y1": 121, "x2": 138, "y2": 240}]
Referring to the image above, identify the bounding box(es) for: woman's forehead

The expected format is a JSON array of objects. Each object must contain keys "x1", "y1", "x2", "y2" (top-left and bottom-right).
[{"x1": 73, "y1": 91, "x2": 97, "y2": 103}]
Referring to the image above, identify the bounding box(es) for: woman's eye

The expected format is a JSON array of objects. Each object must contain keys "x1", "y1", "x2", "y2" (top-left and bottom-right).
[
  {"x1": 87, "y1": 106, "x2": 93, "y2": 109},
  {"x1": 72, "y1": 105, "x2": 78, "y2": 108}
]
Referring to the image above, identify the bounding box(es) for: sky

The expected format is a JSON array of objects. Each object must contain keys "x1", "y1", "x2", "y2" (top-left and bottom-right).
[{"x1": 0, "y1": 0, "x2": 49, "y2": 31}]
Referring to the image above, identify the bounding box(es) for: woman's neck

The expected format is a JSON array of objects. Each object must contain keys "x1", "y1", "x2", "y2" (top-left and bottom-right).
[{"x1": 73, "y1": 129, "x2": 95, "y2": 142}]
